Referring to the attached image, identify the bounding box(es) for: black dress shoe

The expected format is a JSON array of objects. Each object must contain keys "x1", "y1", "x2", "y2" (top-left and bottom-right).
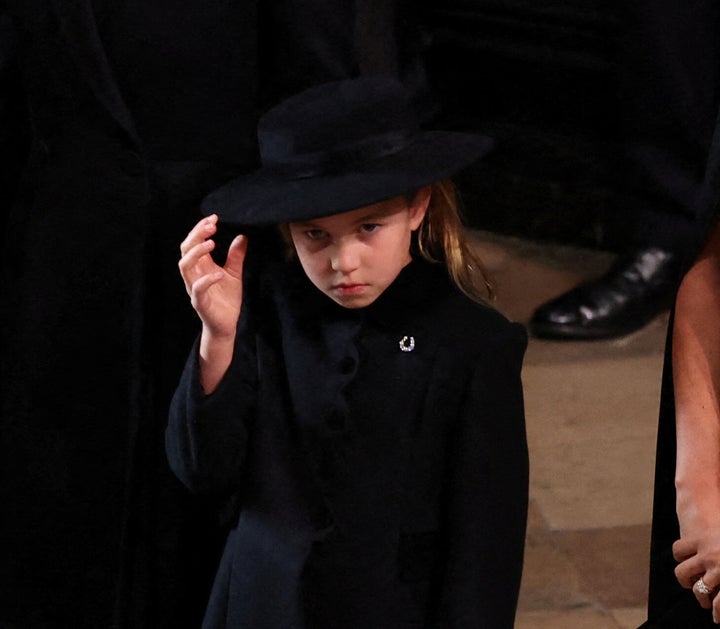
[{"x1": 529, "y1": 247, "x2": 682, "y2": 340}]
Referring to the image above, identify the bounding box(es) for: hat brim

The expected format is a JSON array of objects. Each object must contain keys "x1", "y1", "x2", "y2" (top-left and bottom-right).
[{"x1": 201, "y1": 131, "x2": 494, "y2": 226}]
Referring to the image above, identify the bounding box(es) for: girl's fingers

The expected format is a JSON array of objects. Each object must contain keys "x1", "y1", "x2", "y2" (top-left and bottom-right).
[
  {"x1": 179, "y1": 214, "x2": 218, "y2": 257},
  {"x1": 189, "y1": 270, "x2": 225, "y2": 309},
  {"x1": 224, "y1": 235, "x2": 248, "y2": 279},
  {"x1": 178, "y1": 239, "x2": 217, "y2": 294}
]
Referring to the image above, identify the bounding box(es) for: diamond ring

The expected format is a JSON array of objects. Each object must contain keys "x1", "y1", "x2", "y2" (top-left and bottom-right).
[{"x1": 695, "y1": 577, "x2": 713, "y2": 595}]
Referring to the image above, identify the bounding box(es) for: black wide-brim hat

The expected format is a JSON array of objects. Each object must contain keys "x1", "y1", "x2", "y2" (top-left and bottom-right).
[{"x1": 202, "y1": 76, "x2": 494, "y2": 226}]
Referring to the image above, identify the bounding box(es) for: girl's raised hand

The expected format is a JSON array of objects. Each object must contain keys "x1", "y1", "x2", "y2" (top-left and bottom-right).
[{"x1": 179, "y1": 214, "x2": 248, "y2": 340}]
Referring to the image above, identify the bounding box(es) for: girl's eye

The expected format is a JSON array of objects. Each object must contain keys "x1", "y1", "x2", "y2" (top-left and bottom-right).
[
  {"x1": 305, "y1": 229, "x2": 327, "y2": 241},
  {"x1": 361, "y1": 223, "x2": 380, "y2": 234}
]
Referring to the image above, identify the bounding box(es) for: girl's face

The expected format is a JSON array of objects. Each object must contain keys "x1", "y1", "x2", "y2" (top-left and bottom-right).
[{"x1": 288, "y1": 188, "x2": 430, "y2": 308}]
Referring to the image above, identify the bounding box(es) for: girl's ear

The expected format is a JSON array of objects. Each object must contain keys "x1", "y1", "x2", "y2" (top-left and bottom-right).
[{"x1": 408, "y1": 186, "x2": 431, "y2": 230}]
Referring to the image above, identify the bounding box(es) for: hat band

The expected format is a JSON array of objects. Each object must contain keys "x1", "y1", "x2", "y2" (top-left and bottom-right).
[{"x1": 263, "y1": 130, "x2": 414, "y2": 180}]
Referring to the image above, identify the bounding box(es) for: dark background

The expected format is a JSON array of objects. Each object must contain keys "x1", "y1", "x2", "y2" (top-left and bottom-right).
[{"x1": 421, "y1": 0, "x2": 623, "y2": 250}]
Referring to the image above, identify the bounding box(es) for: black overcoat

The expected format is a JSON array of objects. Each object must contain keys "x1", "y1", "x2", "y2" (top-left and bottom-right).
[
  {"x1": 0, "y1": 2, "x2": 263, "y2": 626},
  {"x1": 167, "y1": 259, "x2": 529, "y2": 628}
]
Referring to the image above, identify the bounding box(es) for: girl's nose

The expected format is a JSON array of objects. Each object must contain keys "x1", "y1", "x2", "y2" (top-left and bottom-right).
[{"x1": 331, "y1": 242, "x2": 360, "y2": 273}]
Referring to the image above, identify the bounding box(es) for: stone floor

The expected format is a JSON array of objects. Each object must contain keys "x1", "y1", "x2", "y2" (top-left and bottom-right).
[{"x1": 471, "y1": 231, "x2": 668, "y2": 629}]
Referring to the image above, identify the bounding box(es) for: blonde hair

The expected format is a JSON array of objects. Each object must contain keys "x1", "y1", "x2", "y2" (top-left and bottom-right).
[{"x1": 413, "y1": 180, "x2": 494, "y2": 303}]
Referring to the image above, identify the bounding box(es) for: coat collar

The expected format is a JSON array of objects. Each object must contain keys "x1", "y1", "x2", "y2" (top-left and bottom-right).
[{"x1": 363, "y1": 258, "x2": 452, "y2": 328}]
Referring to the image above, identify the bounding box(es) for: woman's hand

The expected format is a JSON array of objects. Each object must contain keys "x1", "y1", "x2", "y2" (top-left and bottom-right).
[
  {"x1": 674, "y1": 523, "x2": 720, "y2": 621},
  {"x1": 179, "y1": 214, "x2": 248, "y2": 340},
  {"x1": 179, "y1": 215, "x2": 248, "y2": 394}
]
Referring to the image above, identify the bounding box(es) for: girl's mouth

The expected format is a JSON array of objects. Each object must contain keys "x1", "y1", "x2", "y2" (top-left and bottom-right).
[{"x1": 332, "y1": 283, "x2": 367, "y2": 295}]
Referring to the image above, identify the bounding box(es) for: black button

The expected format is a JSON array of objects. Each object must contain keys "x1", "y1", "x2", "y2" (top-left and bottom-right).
[{"x1": 338, "y1": 356, "x2": 356, "y2": 375}]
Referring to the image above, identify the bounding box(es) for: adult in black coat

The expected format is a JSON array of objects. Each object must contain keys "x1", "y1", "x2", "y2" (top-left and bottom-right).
[
  {"x1": 0, "y1": 2, "x2": 429, "y2": 627},
  {"x1": 0, "y1": 3, "x2": 264, "y2": 627}
]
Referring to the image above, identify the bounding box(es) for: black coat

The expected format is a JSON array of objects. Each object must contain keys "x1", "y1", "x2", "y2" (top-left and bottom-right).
[
  {"x1": 167, "y1": 259, "x2": 529, "y2": 628},
  {"x1": 0, "y1": 2, "x2": 263, "y2": 627}
]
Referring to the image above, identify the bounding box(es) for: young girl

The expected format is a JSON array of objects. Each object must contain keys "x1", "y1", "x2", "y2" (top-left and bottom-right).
[{"x1": 167, "y1": 76, "x2": 528, "y2": 629}]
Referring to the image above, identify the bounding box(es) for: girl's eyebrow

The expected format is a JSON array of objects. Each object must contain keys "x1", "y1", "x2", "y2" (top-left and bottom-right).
[
  {"x1": 293, "y1": 207, "x2": 394, "y2": 229},
  {"x1": 352, "y1": 207, "x2": 394, "y2": 224},
  {"x1": 291, "y1": 218, "x2": 328, "y2": 229}
]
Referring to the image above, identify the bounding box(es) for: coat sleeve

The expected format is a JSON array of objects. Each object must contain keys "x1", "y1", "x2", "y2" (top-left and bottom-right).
[
  {"x1": 165, "y1": 313, "x2": 258, "y2": 495},
  {"x1": 438, "y1": 321, "x2": 529, "y2": 629}
]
